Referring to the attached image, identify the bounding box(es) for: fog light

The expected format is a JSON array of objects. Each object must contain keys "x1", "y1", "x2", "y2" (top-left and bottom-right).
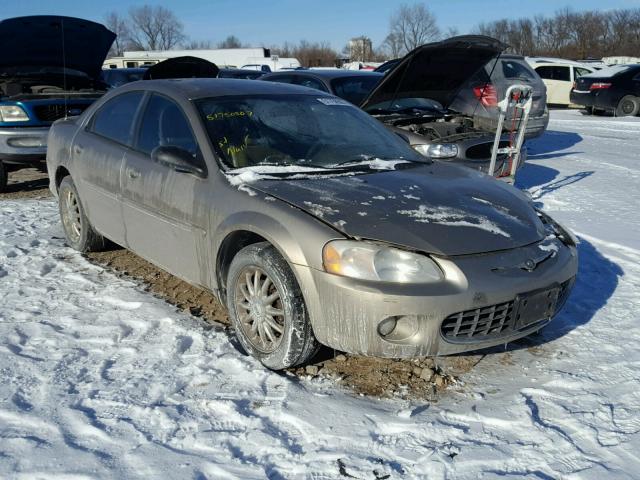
[
  {"x1": 377, "y1": 317, "x2": 398, "y2": 337},
  {"x1": 7, "y1": 137, "x2": 46, "y2": 148}
]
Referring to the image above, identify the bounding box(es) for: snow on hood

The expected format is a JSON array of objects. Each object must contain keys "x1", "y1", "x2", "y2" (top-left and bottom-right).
[
  {"x1": 360, "y1": 35, "x2": 507, "y2": 112},
  {"x1": 0, "y1": 16, "x2": 116, "y2": 81},
  {"x1": 248, "y1": 162, "x2": 545, "y2": 256}
]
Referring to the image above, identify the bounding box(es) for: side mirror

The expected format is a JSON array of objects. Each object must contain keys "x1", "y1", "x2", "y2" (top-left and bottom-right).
[{"x1": 151, "y1": 145, "x2": 206, "y2": 178}]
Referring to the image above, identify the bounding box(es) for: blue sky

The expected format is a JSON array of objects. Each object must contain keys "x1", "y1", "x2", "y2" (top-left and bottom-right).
[{"x1": 4, "y1": 0, "x2": 640, "y2": 50}]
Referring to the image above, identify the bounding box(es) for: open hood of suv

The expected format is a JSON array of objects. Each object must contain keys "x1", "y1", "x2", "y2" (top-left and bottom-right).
[
  {"x1": 360, "y1": 35, "x2": 507, "y2": 112},
  {"x1": 0, "y1": 16, "x2": 115, "y2": 80}
]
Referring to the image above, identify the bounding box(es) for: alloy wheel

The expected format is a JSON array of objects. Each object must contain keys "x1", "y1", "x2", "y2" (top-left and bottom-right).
[
  {"x1": 234, "y1": 266, "x2": 285, "y2": 353},
  {"x1": 61, "y1": 188, "x2": 82, "y2": 244}
]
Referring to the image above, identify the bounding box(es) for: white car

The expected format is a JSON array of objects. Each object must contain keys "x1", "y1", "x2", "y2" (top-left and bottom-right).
[{"x1": 527, "y1": 58, "x2": 594, "y2": 106}]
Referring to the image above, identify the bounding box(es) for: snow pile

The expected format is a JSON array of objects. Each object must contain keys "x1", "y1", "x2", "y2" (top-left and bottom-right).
[{"x1": 1, "y1": 110, "x2": 640, "y2": 478}]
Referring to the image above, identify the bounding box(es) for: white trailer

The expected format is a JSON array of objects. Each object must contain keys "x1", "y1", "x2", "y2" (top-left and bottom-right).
[{"x1": 104, "y1": 48, "x2": 300, "y2": 71}]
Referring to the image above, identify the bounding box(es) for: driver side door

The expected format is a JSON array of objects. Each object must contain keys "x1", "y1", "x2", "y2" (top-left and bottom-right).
[{"x1": 120, "y1": 93, "x2": 211, "y2": 286}]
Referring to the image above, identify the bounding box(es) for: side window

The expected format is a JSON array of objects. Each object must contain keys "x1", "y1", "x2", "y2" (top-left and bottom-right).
[
  {"x1": 535, "y1": 66, "x2": 553, "y2": 80},
  {"x1": 136, "y1": 94, "x2": 201, "y2": 163},
  {"x1": 295, "y1": 76, "x2": 329, "y2": 92},
  {"x1": 90, "y1": 91, "x2": 144, "y2": 145}
]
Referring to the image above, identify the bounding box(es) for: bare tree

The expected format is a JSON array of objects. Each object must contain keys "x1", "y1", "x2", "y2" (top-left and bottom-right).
[
  {"x1": 218, "y1": 35, "x2": 242, "y2": 49},
  {"x1": 382, "y1": 32, "x2": 403, "y2": 58},
  {"x1": 128, "y1": 5, "x2": 185, "y2": 51},
  {"x1": 105, "y1": 11, "x2": 129, "y2": 57},
  {"x1": 389, "y1": 3, "x2": 441, "y2": 54}
]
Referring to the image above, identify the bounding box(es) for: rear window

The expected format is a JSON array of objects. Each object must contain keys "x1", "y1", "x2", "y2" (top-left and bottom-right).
[
  {"x1": 331, "y1": 76, "x2": 381, "y2": 105},
  {"x1": 501, "y1": 60, "x2": 536, "y2": 81}
]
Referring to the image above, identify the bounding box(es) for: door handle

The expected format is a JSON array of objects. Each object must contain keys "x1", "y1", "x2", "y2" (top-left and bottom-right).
[{"x1": 126, "y1": 167, "x2": 141, "y2": 179}]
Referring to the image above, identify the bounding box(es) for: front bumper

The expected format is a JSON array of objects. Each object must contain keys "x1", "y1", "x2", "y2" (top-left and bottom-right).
[
  {"x1": 0, "y1": 126, "x2": 49, "y2": 163},
  {"x1": 296, "y1": 238, "x2": 577, "y2": 357}
]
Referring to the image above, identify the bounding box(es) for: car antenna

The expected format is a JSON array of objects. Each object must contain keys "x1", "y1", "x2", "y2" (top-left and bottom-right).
[{"x1": 60, "y1": 17, "x2": 69, "y2": 119}]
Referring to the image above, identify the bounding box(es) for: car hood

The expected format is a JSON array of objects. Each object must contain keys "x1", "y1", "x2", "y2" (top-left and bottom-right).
[
  {"x1": 0, "y1": 16, "x2": 115, "y2": 80},
  {"x1": 360, "y1": 35, "x2": 507, "y2": 112},
  {"x1": 251, "y1": 162, "x2": 545, "y2": 256}
]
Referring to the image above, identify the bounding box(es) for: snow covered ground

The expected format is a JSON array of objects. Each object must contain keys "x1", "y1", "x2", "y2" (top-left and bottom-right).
[{"x1": 1, "y1": 109, "x2": 639, "y2": 479}]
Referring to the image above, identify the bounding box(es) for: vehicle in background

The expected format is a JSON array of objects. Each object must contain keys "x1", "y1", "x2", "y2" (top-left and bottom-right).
[
  {"x1": 375, "y1": 54, "x2": 548, "y2": 139},
  {"x1": 218, "y1": 68, "x2": 266, "y2": 80},
  {"x1": 458, "y1": 54, "x2": 548, "y2": 139},
  {"x1": 142, "y1": 56, "x2": 219, "y2": 80},
  {"x1": 360, "y1": 38, "x2": 534, "y2": 179},
  {"x1": 46, "y1": 78, "x2": 577, "y2": 369},
  {"x1": 0, "y1": 15, "x2": 114, "y2": 192},
  {"x1": 260, "y1": 69, "x2": 382, "y2": 105},
  {"x1": 101, "y1": 68, "x2": 146, "y2": 88},
  {"x1": 526, "y1": 58, "x2": 594, "y2": 106},
  {"x1": 241, "y1": 64, "x2": 272, "y2": 73},
  {"x1": 374, "y1": 59, "x2": 400, "y2": 74},
  {"x1": 104, "y1": 48, "x2": 301, "y2": 71},
  {"x1": 570, "y1": 64, "x2": 640, "y2": 116}
]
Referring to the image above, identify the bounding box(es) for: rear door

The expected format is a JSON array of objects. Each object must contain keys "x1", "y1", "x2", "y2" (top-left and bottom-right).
[
  {"x1": 74, "y1": 91, "x2": 145, "y2": 245},
  {"x1": 120, "y1": 93, "x2": 210, "y2": 285}
]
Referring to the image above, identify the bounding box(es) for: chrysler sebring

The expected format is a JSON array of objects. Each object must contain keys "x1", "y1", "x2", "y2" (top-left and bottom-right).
[{"x1": 47, "y1": 79, "x2": 577, "y2": 369}]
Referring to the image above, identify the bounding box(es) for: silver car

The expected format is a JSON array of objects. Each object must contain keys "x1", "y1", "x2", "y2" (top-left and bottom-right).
[{"x1": 46, "y1": 79, "x2": 578, "y2": 369}]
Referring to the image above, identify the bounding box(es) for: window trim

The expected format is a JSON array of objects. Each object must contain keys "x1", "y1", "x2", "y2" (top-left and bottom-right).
[{"x1": 87, "y1": 90, "x2": 146, "y2": 148}]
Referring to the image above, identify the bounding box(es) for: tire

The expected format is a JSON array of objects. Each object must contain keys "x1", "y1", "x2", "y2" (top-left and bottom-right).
[
  {"x1": 0, "y1": 161, "x2": 7, "y2": 193},
  {"x1": 616, "y1": 96, "x2": 640, "y2": 117},
  {"x1": 226, "y1": 242, "x2": 319, "y2": 370},
  {"x1": 58, "y1": 176, "x2": 106, "y2": 252}
]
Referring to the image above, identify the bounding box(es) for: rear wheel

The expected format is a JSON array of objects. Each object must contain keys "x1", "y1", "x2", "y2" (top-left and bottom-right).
[
  {"x1": 0, "y1": 161, "x2": 7, "y2": 193},
  {"x1": 616, "y1": 96, "x2": 640, "y2": 117},
  {"x1": 226, "y1": 242, "x2": 319, "y2": 370},
  {"x1": 58, "y1": 176, "x2": 106, "y2": 252}
]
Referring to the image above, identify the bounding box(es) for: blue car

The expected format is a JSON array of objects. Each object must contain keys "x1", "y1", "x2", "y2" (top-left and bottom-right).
[{"x1": 0, "y1": 16, "x2": 115, "y2": 191}]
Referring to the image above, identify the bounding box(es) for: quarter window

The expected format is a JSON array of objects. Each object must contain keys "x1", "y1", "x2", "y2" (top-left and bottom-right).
[{"x1": 90, "y1": 91, "x2": 144, "y2": 145}]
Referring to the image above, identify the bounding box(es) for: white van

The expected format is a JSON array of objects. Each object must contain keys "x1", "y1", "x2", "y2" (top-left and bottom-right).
[{"x1": 527, "y1": 58, "x2": 594, "y2": 106}]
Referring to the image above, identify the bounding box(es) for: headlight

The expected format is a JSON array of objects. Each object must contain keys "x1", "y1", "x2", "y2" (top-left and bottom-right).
[
  {"x1": 0, "y1": 105, "x2": 29, "y2": 122},
  {"x1": 413, "y1": 143, "x2": 458, "y2": 159},
  {"x1": 322, "y1": 240, "x2": 443, "y2": 283}
]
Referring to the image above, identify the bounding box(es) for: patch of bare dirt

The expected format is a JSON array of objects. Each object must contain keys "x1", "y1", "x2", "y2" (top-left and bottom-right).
[
  {"x1": 85, "y1": 246, "x2": 482, "y2": 400},
  {"x1": 0, "y1": 165, "x2": 51, "y2": 200}
]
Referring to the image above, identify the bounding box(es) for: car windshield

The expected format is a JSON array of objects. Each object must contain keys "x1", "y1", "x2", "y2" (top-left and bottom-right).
[
  {"x1": 365, "y1": 97, "x2": 445, "y2": 114},
  {"x1": 330, "y1": 76, "x2": 381, "y2": 105},
  {"x1": 197, "y1": 94, "x2": 424, "y2": 170}
]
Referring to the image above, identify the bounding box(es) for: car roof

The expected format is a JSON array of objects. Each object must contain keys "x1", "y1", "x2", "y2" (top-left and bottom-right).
[
  {"x1": 264, "y1": 69, "x2": 383, "y2": 80},
  {"x1": 116, "y1": 77, "x2": 335, "y2": 100}
]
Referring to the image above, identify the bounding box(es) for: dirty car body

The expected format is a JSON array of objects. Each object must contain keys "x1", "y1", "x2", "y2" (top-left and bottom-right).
[
  {"x1": 0, "y1": 16, "x2": 114, "y2": 184},
  {"x1": 47, "y1": 79, "x2": 577, "y2": 368}
]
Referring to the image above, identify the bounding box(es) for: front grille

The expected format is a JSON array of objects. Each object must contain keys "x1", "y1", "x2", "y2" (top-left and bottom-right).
[
  {"x1": 33, "y1": 103, "x2": 89, "y2": 122},
  {"x1": 441, "y1": 300, "x2": 516, "y2": 342},
  {"x1": 441, "y1": 277, "x2": 575, "y2": 343}
]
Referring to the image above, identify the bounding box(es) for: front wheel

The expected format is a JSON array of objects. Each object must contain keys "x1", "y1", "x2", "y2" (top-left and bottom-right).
[
  {"x1": 616, "y1": 96, "x2": 640, "y2": 117},
  {"x1": 226, "y1": 242, "x2": 319, "y2": 370},
  {"x1": 0, "y1": 161, "x2": 7, "y2": 193},
  {"x1": 58, "y1": 176, "x2": 106, "y2": 252}
]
